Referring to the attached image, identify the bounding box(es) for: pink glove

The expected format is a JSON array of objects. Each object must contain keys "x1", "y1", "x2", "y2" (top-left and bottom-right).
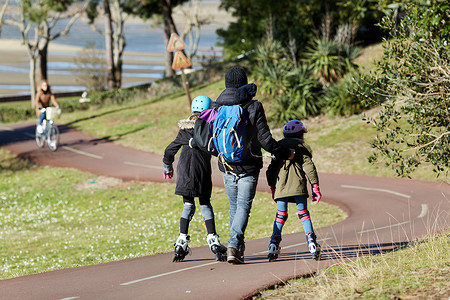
[
  {"x1": 163, "y1": 163, "x2": 173, "y2": 179},
  {"x1": 270, "y1": 186, "x2": 276, "y2": 201},
  {"x1": 311, "y1": 184, "x2": 322, "y2": 203},
  {"x1": 163, "y1": 170, "x2": 173, "y2": 179}
]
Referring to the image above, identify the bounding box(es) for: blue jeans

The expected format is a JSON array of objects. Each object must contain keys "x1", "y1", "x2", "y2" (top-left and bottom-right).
[
  {"x1": 38, "y1": 110, "x2": 46, "y2": 125},
  {"x1": 222, "y1": 172, "x2": 259, "y2": 250}
]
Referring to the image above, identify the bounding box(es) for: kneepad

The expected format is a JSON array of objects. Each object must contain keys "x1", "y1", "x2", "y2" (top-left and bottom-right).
[
  {"x1": 200, "y1": 204, "x2": 214, "y2": 220},
  {"x1": 181, "y1": 202, "x2": 196, "y2": 220},
  {"x1": 297, "y1": 209, "x2": 310, "y2": 222},
  {"x1": 275, "y1": 210, "x2": 288, "y2": 225}
]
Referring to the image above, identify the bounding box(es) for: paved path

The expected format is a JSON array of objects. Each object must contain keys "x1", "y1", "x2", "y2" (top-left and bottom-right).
[{"x1": 1, "y1": 122, "x2": 449, "y2": 300}]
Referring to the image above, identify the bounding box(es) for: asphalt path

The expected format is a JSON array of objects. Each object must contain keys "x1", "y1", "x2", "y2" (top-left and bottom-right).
[{"x1": 1, "y1": 122, "x2": 449, "y2": 300}]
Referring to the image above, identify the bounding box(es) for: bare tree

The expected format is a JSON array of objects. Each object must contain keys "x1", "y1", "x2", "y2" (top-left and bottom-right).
[
  {"x1": 179, "y1": 0, "x2": 210, "y2": 61},
  {"x1": 4, "y1": 0, "x2": 88, "y2": 106},
  {"x1": 0, "y1": 0, "x2": 10, "y2": 37}
]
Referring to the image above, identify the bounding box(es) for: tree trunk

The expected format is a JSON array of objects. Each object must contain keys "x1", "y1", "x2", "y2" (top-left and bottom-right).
[
  {"x1": 113, "y1": 28, "x2": 124, "y2": 88},
  {"x1": 38, "y1": 42, "x2": 49, "y2": 82},
  {"x1": 104, "y1": 0, "x2": 116, "y2": 90},
  {"x1": 112, "y1": 0, "x2": 124, "y2": 88},
  {"x1": 161, "y1": 0, "x2": 178, "y2": 77},
  {"x1": 29, "y1": 57, "x2": 37, "y2": 108},
  {"x1": 0, "y1": 0, "x2": 11, "y2": 37}
]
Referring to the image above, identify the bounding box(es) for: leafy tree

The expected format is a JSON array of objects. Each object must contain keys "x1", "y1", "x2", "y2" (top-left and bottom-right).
[
  {"x1": 358, "y1": 0, "x2": 449, "y2": 177},
  {"x1": 217, "y1": 0, "x2": 387, "y2": 59},
  {"x1": 3, "y1": 0, "x2": 88, "y2": 106},
  {"x1": 218, "y1": 0, "x2": 321, "y2": 59}
]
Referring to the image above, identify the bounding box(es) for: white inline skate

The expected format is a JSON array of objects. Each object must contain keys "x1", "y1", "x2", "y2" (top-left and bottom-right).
[
  {"x1": 207, "y1": 233, "x2": 227, "y2": 261},
  {"x1": 172, "y1": 234, "x2": 191, "y2": 262}
]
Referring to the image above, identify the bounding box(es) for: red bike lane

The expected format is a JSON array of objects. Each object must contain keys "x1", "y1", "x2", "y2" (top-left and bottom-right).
[{"x1": 1, "y1": 122, "x2": 449, "y2": 300}]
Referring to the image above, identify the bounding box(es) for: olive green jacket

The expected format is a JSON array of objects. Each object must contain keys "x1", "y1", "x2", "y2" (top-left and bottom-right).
[{"x1": 266, "y1": 138, "x2": 319, "y2": 200}]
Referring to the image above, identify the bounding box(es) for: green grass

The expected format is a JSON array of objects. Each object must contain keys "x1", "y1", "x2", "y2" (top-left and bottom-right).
[
  {"x1": 0, "y1": 148, "x2": 346, "y2": 279},
  {"x1": 353, "y1": 42, "x2": 384, "y2": 72},
  {"x1": 257, "y1": 231, "x2": 450, "y2": 299}
]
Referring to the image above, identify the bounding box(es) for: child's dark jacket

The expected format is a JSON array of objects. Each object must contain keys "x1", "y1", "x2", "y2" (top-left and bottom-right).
[
  {"x1": 266, "y1": 138, "x2": 319, "y2": 200},
  {"x1": 163, "y1": 118, "x2": 212, "y2": 198}
]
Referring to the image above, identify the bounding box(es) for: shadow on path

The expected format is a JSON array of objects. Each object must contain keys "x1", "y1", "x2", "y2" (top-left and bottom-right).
[{"x1": 244, "y1": 241, "x2": 410, "y2": 264}]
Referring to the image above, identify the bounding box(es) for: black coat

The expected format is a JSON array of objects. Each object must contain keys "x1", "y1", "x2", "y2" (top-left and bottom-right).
[
  {"x1": 163, "y1": 118, "x2": 212, "y2": 198},
  {"x1": 214, "y1": 85, "x2": 291, "y2": 175}
]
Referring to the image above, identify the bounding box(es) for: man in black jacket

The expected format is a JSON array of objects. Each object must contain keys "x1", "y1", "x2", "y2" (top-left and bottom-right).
[{"x1": 216, "y1": 66, "x2": 293, "y2": 264}]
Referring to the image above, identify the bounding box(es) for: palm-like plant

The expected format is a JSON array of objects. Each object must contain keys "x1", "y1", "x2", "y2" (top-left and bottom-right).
[
  {"x1": 270, "y1": 65, "x2": 321, "y2": 123},
  {"x1": 304, "y1": 38, "x2": 361, "y2": 87},
  {"x1": 253, "y1": 40, "x2": 290, "y2": 96}
]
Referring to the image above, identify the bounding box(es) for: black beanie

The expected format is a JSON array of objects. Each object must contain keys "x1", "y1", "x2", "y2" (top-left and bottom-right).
[{"x1": 225, "y1": 66, "x2": 248, "y2": 88}]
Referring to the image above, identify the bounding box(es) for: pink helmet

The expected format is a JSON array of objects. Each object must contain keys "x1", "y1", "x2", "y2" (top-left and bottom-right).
[{"x1": 283, "y1": 120, "x2": 307, "y2": 134}]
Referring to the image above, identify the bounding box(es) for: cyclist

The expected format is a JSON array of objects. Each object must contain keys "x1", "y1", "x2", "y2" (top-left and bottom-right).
[{"x1": 35, "y1": 81, "x2": 59, "y2": 134}]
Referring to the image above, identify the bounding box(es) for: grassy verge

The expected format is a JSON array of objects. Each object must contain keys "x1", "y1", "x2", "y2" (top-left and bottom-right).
[
  {"x1": 0, "y1": 148, "x2": 346, "y2": 279},
  {"x1": 257, "y1": 231, "x2": 450, "y2": 299}
]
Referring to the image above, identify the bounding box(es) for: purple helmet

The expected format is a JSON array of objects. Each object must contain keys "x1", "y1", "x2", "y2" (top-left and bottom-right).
[{"x1": 283, "y1": 120, "x2": 307, "y2": 134}]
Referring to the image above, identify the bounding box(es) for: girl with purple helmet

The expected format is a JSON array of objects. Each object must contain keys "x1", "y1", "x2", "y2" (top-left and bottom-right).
[{"x1": 266, "y1": 120, "x2": 322, "y2": 261}]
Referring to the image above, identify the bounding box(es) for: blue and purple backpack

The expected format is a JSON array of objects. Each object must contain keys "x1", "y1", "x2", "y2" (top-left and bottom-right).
[{"x1": 193, "y1": 107, "x2": 218, "y2": 155}]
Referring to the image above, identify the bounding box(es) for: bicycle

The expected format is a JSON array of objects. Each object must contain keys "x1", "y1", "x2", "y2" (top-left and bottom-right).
[{"x1": 35, "y1": 107, "x2": 61, "y2": 151}]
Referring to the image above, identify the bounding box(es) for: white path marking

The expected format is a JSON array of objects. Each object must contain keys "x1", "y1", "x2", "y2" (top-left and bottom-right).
[
  {"x1": 0, "y1": 126, "x2": 14, "y2": 131},
  {"x1": 62, "y1": 146, "x2": 103, "y2": 159},
  {"x1": 358, "y1": 221, "x2": 410, "y2": 234},
  {"x1": 417, "y1": 204, "x2": 428, "y2": 218},
  {"x1": 124, "y1": 161, "x2": 163, "y2": 170},
  {"x1": 120, "y1": 261, "x2": 219, "y2": 286},
  {"x1": 253, "y1": 238, "x2": 332, "y2": 255},
  {"x1": 341, "y1": 185, "x2": 411, "y2": 199},
  {"x1": 59, "y1": 297, "x2": 79, "y2": 300}
]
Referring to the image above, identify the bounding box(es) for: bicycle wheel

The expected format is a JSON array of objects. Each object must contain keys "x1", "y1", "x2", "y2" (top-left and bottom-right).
[
  {"x1": 35, "y1": 126, "x2": 45, "y2": 148},
  {"x1": 47, "y1": 123, "x2": 60, "y2": 151}
]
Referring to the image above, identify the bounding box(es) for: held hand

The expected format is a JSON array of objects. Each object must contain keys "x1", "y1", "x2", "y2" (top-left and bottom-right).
[
  {"x1": 288, "y1": 148, "x2": 296, "y2": 160},
  {"x1": 270, "y1": 186, "x2": 276, "y2": 201},
  {"x1": 163, "y1": 163, "x2": 174, "y2": 179},
  {"x1": 311, "y1": 184, "x2": 322, "y2": 203}
]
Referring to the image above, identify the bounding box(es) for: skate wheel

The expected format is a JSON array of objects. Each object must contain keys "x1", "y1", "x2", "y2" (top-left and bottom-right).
[
  {"x1": 268, "y1": 254, "x2": 278, "y2": 262},
  {"x1": 172, "y1": 255, "x2": 185, "y2": 262},
  {"x1": 215, "y1": 252, "x2": 227, "y2": 262}
]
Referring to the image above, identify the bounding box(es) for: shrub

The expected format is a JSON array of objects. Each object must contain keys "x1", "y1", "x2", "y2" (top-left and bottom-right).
[
  {"x1": 254, "y1": 40, "x2": 322, "y2": 124},
  {"x1": 322, "y1": 72, "x2": 365, "y2": 116},
  {"x1": 356, "y1": 0, "x2": 449, "y2": 177},
  {"x1": 304, "y1": 38, "x2": 361, "y2": 88}
]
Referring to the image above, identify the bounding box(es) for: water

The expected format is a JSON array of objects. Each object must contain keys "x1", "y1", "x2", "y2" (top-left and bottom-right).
[
  {"x1": 1, "y1": 19, "x2": 222, "y2": 53},
  {"x1": 0, "y1": 11, "x2": 224, "y2": 95}
]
